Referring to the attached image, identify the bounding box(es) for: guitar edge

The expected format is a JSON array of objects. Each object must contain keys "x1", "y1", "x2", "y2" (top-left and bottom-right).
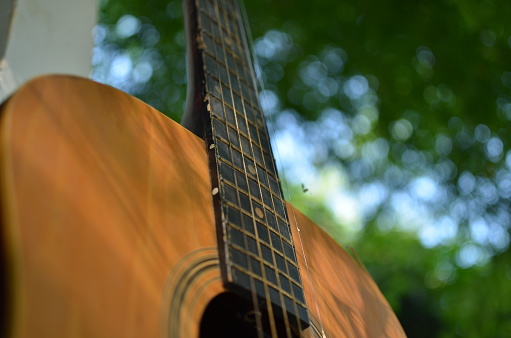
[{"x1": 0, "y1": 76, "x2": 405, "y2": 337}]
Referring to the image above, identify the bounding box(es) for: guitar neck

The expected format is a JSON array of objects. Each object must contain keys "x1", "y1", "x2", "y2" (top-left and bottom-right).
[{"x1": 182, "y1": 0, "x2": 309, "y2": 327}]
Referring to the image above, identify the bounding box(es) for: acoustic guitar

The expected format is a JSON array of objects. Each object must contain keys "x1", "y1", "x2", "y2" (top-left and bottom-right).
[{"x1": 0, "y1": 0, "x2": 406, "y2": 336}]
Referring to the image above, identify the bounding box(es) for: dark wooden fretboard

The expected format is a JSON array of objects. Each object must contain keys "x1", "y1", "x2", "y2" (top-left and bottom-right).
[{"x1": 182, "y1": 0, "x2": 309, "y2": 327}]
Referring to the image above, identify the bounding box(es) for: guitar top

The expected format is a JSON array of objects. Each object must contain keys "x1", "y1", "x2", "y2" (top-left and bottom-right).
[{"x1": 0, "y1": 75, "x2": 405, "y2": 337}]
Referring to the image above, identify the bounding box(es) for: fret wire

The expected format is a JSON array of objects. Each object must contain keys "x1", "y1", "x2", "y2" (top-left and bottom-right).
[
  {"x1": 229, "y1": 264, "x2": 307, "y2": 307},
  {"x1": 200, "y1": 15, "x2": 251, "y2": 75},
  {"x1": 217, "y1": 9, "x2": 266, "y2": 234},
  {"x1": 205, "y1": 50, "x2": 254, "y2": 108},
  {"x1": 219, "y1": 27, "x2": 298, "y2": 264},
  {"x1": 204, "y1": 61, "x2": 255, "y2": 120},
  {"x1": 233, "y1": 5, "x2": 308, "y2": 326},
  {"x1": 219, "y1": 153, "x2": 292, "y2": 247},
  {"x1": 204, "y1": 61, "x2": 264, "y2": 132},
  {"x1": 222, "y1": 0, "x2": 294, "y2": 284},
  {"x1": 202, "y1": 45, "x2": 250, "y2": 84},
  {"x1": 200, "y1": 18, "x2": 266, "y2": 118},
  {"x1": 224, "y1": 196, "x2": 301, "y2": 273}
]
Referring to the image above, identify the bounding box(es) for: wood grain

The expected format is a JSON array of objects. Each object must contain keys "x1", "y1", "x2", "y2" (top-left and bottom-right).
[
  {"x1": 288, "y1": 205, "x2": 406, "y2": 337},
  {"x1": 0, "y1": 75, "x2": 221, "y2": 337},
  {"x1": 0, "y1": 75, "x2": 405, "y2": 337}
]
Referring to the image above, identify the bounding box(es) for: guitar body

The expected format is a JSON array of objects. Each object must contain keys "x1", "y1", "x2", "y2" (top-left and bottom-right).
[{"x1": 0, "y1": 76, "x2": 404, "y2": 337}]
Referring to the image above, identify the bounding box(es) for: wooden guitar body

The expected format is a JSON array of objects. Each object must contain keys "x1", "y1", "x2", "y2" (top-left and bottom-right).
[{"x1": 0, "y1": 76, "x2": 404, "y2": 337}]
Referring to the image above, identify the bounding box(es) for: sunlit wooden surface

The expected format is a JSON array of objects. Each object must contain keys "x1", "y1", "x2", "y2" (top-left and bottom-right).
[
  {"x1": 0, "y1": 75, "x2": 404, "y2": 337},
  {"x1": 289, "y1": 205, "x2": 406, "y2": 337},
  {"x1": 0, "y1": 75, "x2": 219, "y2": 337}
]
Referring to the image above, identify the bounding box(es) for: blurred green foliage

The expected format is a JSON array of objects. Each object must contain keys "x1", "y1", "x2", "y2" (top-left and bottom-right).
[{"x1": 94, "y1": 0, "x2": 511, "y2": 335}]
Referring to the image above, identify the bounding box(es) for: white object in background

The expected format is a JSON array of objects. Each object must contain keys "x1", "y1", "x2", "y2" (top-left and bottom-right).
[{"x1": 0, "y1": 0, "x2": 97, "y2": 103}]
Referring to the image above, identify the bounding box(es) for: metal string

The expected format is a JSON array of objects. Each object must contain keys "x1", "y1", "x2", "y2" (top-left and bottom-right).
[
  {"x1": 238, "y1": 0, "x2": 328, "y2": 336},
  {"x1": 233, "y1": 0, "x2": 295, "y2": 335},
  {"x1": 237, "y1": 1, "x2": 307, "y2": 337},
  {"x1": 208, "y1": 0, "x2": 276, "y2": 335}
]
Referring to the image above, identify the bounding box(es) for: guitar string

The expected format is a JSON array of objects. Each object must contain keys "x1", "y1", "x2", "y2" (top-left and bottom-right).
[
  {"x1": 207, "y1": 0, "x2": 314, "y2": 335},
  {"x1": 226, "y1": 2, "x2": 295, "y2": 336},
  {"x1": 228, "y1": 0, "x2": 302, "y2": 335},
  {"x1": 230, "y1": 0, "x2": 299, "y2": 336},
  {"x1": 257, "y1": 59, "x2": 327, "y2": 338},
  {"x1": 237, "y1": 1, "x2": 308, "y2": 337},
  {"x1": 204, "y1": 1, "x2": 265, "y2": 336},
  {"x1": 209, "y1": 0, "x2": 276, "y2": 335},
  {"x1": 237, "y1": 1, "x2": 327, "y2": 336}
]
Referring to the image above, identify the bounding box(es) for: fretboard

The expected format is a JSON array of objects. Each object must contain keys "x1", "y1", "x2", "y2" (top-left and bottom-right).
[{"x1": 183, "y1": 0, "x2": 309, "y2": 326}]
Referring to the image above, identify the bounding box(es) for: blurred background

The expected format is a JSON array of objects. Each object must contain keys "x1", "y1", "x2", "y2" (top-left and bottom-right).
[{"x1": 93, "y1": 0, "x2": 511, "y2": 336}]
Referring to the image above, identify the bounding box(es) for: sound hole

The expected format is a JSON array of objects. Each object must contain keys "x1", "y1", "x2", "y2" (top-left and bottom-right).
[{"x1": 200, "y1": 292, "x2": 301, "y2": 337}]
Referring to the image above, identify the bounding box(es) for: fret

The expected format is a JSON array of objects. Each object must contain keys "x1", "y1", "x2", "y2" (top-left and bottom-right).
[
  {"x1": 231, "y1": 148, "x2": 243, "y2": 169},
  {"x1": 214, "y1": 140, "x2": 283, "y2": 194},
  {"x1": 232, "y1": 90, "x2": 243, "y2": 112},
  {"x1": 260, "y1": 242, "x2": 273, "y2": 265},
  {"x1": 209, "y1": 96, "x2": 224, "y2": 118},
  {"x1": 252, "y1": 144, "x2": 263, "y2": 165},
  {"x1": 256, "y1": 164, "x2": 268, "y2": 187},
  {"x1": 256, "y1": 221, "x2": 269, "y2": 245},
  {"x1": 275, "y1": 253, "x2": 286, "y2": 273},
  {"x1": 248, "y1": 122, "x2": 259, "y2": 144},
  {"x1": 226, "y1": 219, "x2": 299, "y2": 276},
  {"x1": 215, "y1": 139, "x2": 230, "y2": 162},
  {"x1": 240, "y1": 134, "x2": 252, "y2": 156},
  {"x1": 239, "y1": 191, "x2": 251, "y2": 214},
  {"x1": 243, "y1": 156, "x2": 255, "y2": 176},
  {"x1": 218, "y1": 63, "x2": 229, "y2": 85},
  {"x1": 223, "y1": 183, "x2": 238, "y2": 206},
  {"x1": 204, "y1": 54, "x2": 261, "y2": 128},
  {"x1": 184, "y1": 0, "x2": 309, "y2": 327},
  {"x1": 247, "y1": 177, "x2": 260, "y2": 200},
  {"x1": 236, "y1": 113, "x2": 248, "y2": 135},
  {"x1": 269, "y1": 286, "x2": 281, "y2": 310},
  {"x1": 200, "y1": 21, "x2": 251, "y2": 81},
  {"x1": 261, "y1": 186, "x2": 272, "y2": 208},
  {"x1": 293, "y1": 282, "x2": 306, "y2": 304},
  {"x1": 226, "y1": 208, "x2": 303, "y2": 290},
  {"x1": 227, "y1": 125, "x2": 240, "y2": 148},
  {"x1": 265, "y1": 264, "x2": 279, "y2": 286},
  {"x1": 220, "y1": 84, "x2": 232, "y2": 107},
  {"x1": 230, "y1": 263, "x2": 306, "y2": 313},
  {"x1": 251, "y1": 199, "x2": 264, "y2": 220},
  {"x1": 287, "y1": 261, "x2": 300, "y2": 284},
  {"x1": 265, "y1": 209, "x2": 277, "y2": 232},
  {"x1": 212, "y1": 117, "x2": 228, "y2": 140},
  {"x1": 225, "y1": 203, "x2": 241, "y2": 224},
  {"x1": 225, "y1": 106, "x2": 236, "y2": 127},
  {"x1": 227, "y1": 57, "x2": 240, "y2": 87},
  {"x1": 234, "y1": 168, "x2": 248, "y2": 191},
  {"x1": 270, "y1": 230, "x2": 283, "y2": 253},
  {"x1": 278, "y1": 217, "x2": 292, "y2": 242},
  {"x1": 268, "y1": 174, "x2": 280, "y2": 195},
  {"x1": 230, "y1": 246, "x2": 249, "y2": 269},
  {"x1": 246, "y1": 234, "x2": 259, "y2": 255},
  {"x1": 217, "y1": 140, "x2": 293, "y2": 246},
  {"x1": 218, "y1": 160, "x2": 235, "y2": 184}
]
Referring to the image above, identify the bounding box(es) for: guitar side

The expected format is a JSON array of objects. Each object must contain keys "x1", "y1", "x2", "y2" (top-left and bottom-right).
[{"x1": 0, "y1": 76, "x2": 404, "y2": 337}]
